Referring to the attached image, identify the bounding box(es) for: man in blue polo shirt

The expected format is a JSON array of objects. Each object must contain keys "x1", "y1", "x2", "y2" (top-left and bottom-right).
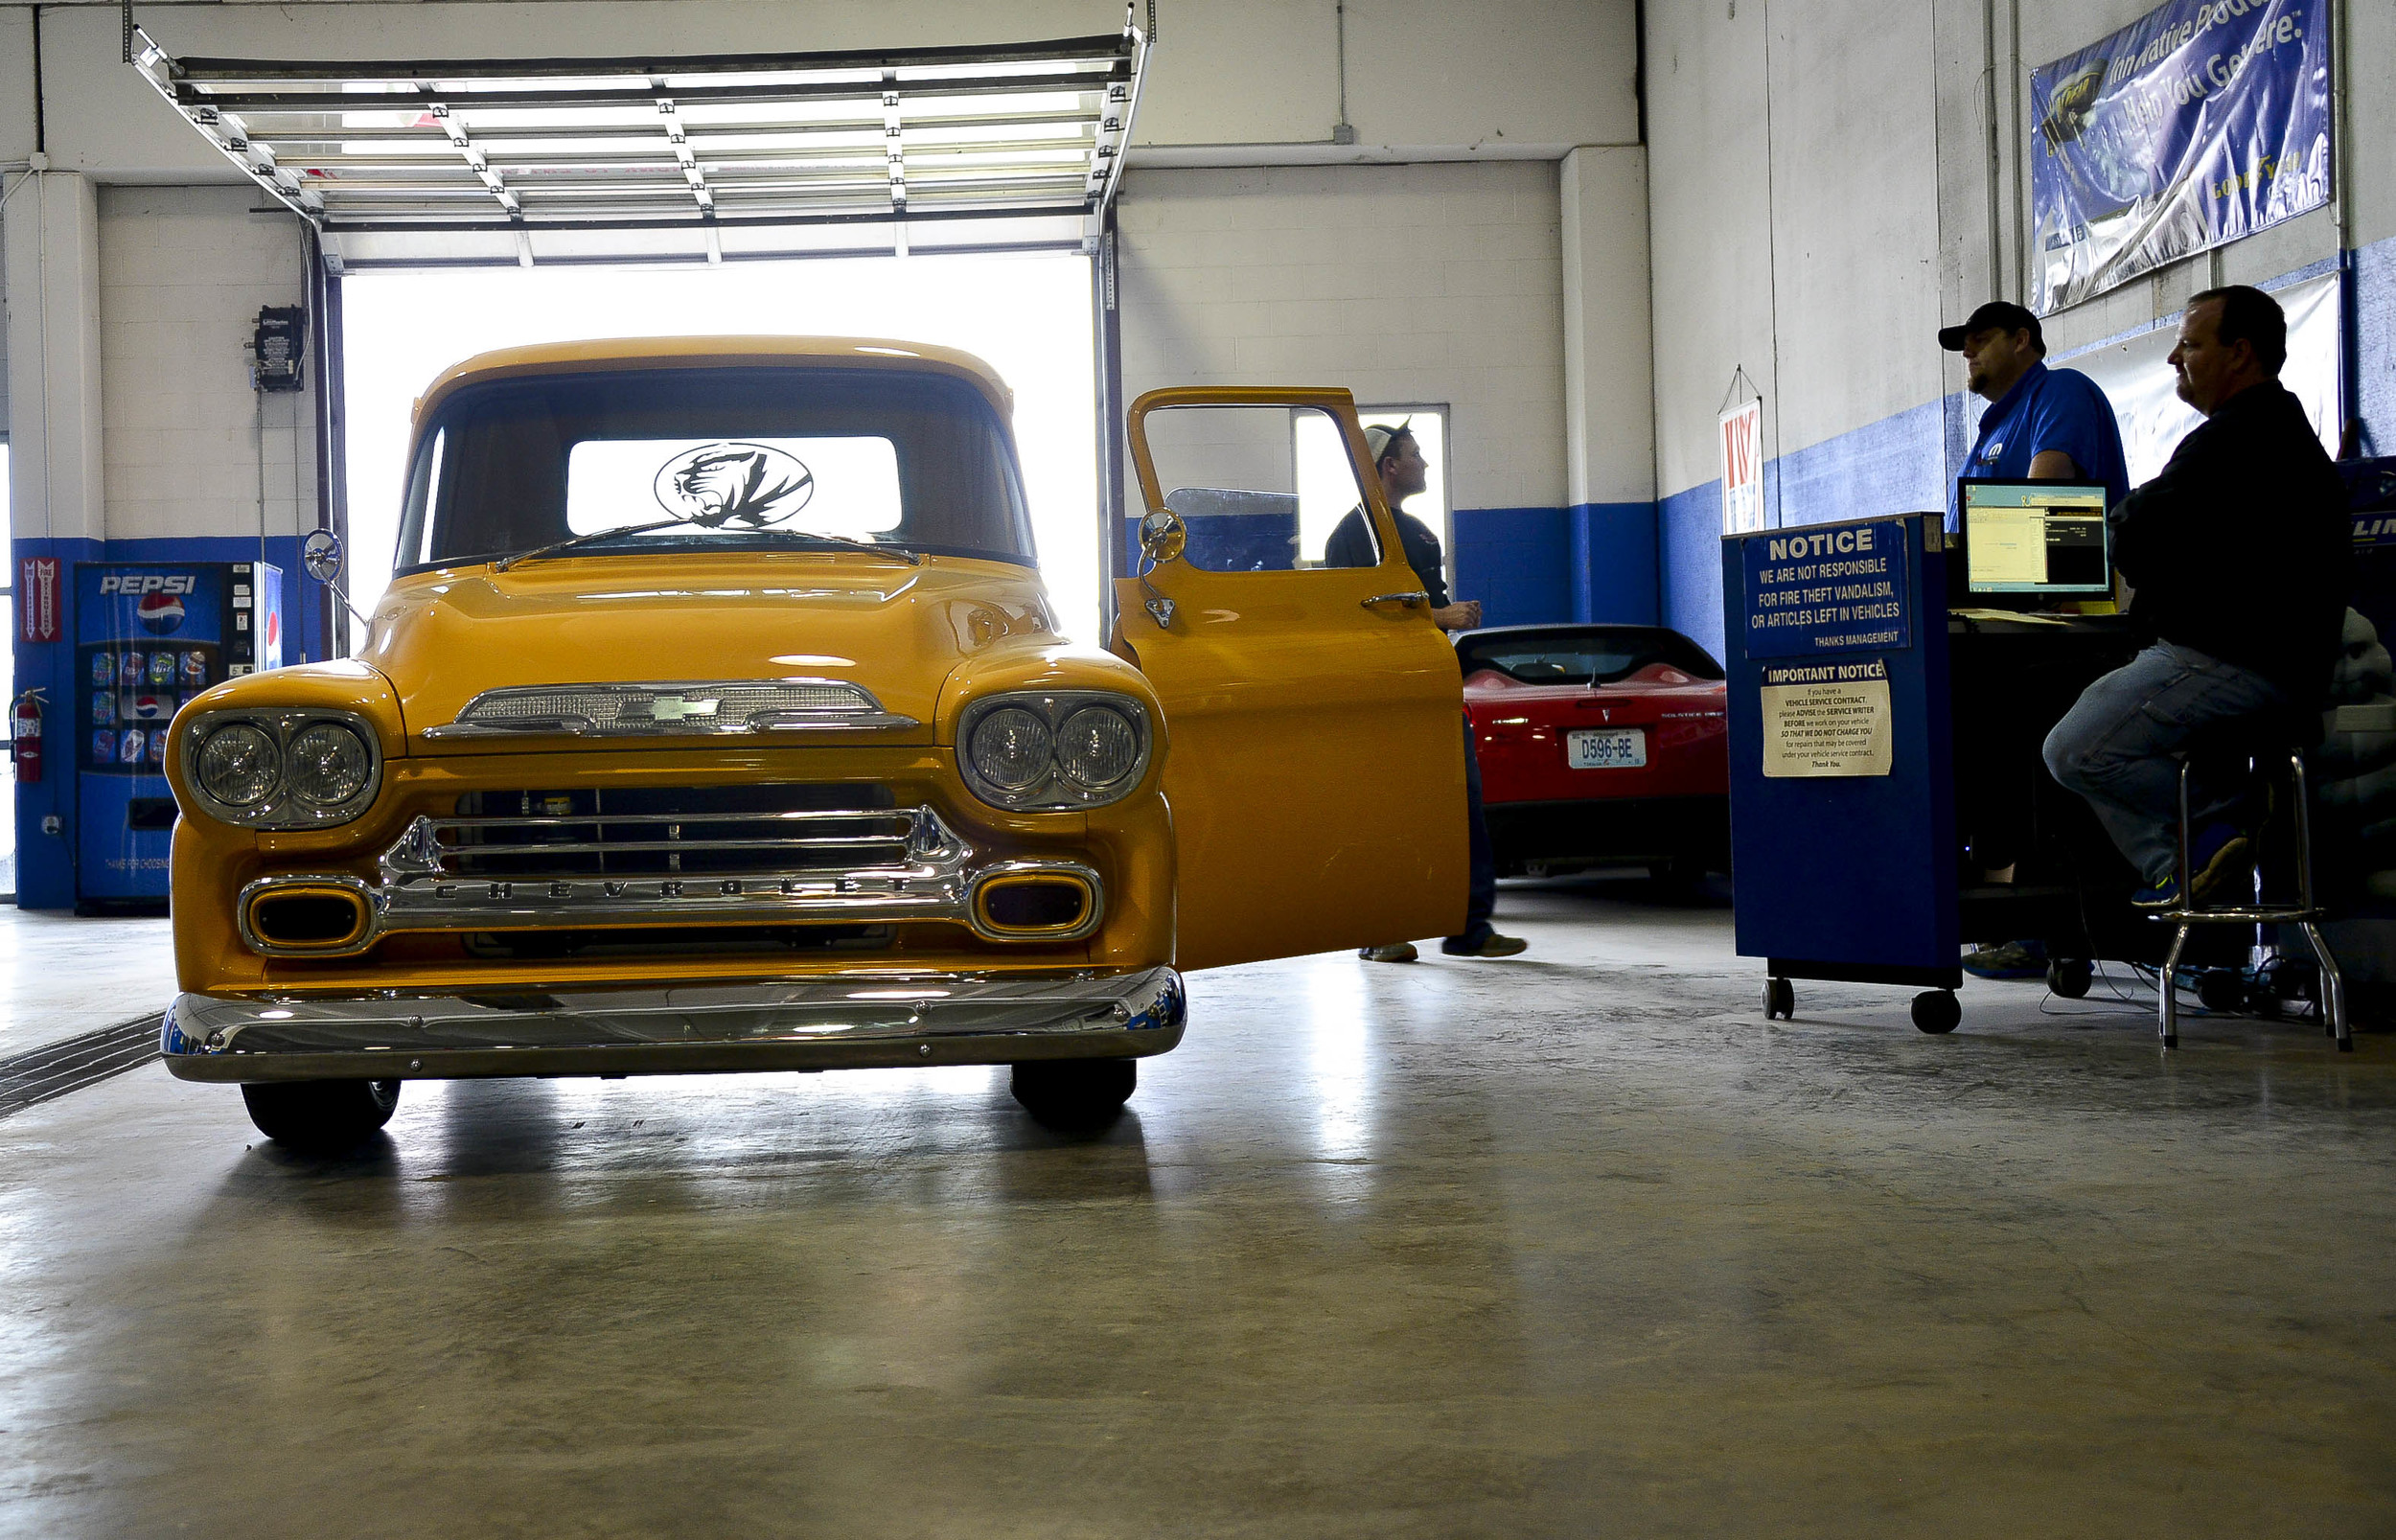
[
  {"x1": 1943, "y1": 301, "x2": 2130, "y2": 980},
  {"x1": 1944, "y1": 300, "x2": 2130, "y2": 527}
]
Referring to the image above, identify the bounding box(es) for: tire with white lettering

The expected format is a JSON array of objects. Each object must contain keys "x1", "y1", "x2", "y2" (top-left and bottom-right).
[
  {"x1": 1910, "y1": 990, "x2": 1961, "y2": 1034},
  {"x1": 1011, "y1": 1057, "x2": 1135, "y2": 1131},
  {"x1": 240, "y1": 1079, "x2": 402, "y2": 1151}
]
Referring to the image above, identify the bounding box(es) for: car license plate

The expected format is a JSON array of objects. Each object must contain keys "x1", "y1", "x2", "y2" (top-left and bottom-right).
[{"x1": 1566, "y1": 727, "x2": 1647, "y2": 770}]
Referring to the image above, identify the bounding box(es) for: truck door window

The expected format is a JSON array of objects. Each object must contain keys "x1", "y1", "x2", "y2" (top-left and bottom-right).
[{"x1": 1139, "y1": 404, "x2": 1381, "y2": 572}]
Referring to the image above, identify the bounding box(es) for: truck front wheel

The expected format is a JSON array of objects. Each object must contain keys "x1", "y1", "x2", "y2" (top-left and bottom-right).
[
  {"x1": 1010, "y1": 1058, "x2": 1135, "y2": 1131},
  {"x1": 241, "y1": 1079, "x2": 402, "y2": 1151}
]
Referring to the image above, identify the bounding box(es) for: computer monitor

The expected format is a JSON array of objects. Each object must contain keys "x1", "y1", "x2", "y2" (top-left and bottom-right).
[{"x1": 1957, "y1": 478, "x2": 2112, "y2": 599}]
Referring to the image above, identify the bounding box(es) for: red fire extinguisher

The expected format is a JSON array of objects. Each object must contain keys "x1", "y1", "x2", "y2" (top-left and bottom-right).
[{"x1": 11, "y1": 689, "x2": 43, "y2": 786}]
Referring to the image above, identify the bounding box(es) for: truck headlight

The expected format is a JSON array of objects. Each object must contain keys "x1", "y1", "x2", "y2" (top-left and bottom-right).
[
  {"x1": 195, "y1": 723, "x2": 281, "y2": 809},
  {"x1": 958, "y1": 692, "x2": 1152, "y2": 811},
  {"x1": 967, "y1": 707, "x2": 1053, "y2": 791},
  {"x1": 181, "y1": 709, "x2": 382, "y2": 829},
  {"x1": 1056, "y1": 705, "x2": 1142, "y2": 789},
  {"x1": 286, "y1": 722, "x2": 375, "y2": 808}
]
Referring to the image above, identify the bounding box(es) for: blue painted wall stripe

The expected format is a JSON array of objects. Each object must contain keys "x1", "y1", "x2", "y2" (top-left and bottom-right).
[
  {"x1": 1452, "y1": 501, "x2": 1659, "y2": 628},
  {"x1": 1656, "y1": 231, "x2": 2396, "y2": 666}
]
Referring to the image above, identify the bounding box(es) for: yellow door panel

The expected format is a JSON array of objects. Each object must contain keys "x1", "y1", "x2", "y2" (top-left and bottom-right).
[{"x1": 1121, "y1": 386, "x2": 1466, "y2": 972}]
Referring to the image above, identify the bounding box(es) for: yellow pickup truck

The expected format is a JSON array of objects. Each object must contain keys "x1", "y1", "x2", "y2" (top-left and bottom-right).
[{"x1": 160, "y1": 336, "x2": 1465, "y2": 1148}]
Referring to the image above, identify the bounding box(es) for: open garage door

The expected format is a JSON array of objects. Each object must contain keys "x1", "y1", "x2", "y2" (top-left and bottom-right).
[
  {"x1": 129, "y1": 23, "x2": 1147, "y2": 268},
  {"x1": 127, "y1": 19, "x2": 1145, "y2": 645}
]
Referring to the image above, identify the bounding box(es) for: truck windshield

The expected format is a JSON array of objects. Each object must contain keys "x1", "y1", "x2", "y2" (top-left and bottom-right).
[{"x1": 394, "y1": 365, "x2": 1035, "y2": 572}]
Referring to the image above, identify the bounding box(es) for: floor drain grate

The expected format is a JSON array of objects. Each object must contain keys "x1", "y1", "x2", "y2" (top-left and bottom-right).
[{"x1": 0, "y1": 1015, "x2": 166, "y2": 1121}]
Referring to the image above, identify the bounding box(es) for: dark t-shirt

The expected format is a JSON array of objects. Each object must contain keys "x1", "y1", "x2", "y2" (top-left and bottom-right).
[
  {"x1": 1325, "y1": 505, "x2": 1450, "y2": 608},
  {"x1": 2110, "y1": 379, "x2": 2351, "y2": 701}
]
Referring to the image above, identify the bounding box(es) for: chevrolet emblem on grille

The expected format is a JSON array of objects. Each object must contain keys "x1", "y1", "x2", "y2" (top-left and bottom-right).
[
  {"x1": 633, "y1": 695, "x2": 720, "y2": 723},
  {"x1": 421, "y1": 678, "x2": 920, "y2": 739}
]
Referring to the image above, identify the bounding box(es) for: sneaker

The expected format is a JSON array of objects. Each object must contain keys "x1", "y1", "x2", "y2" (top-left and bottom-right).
[
  {"x1": 2131, "y1": 873, "x2": 2182, "y2": 909},
  {"x1": 1358, "y1": 943, "x2": 1418, "y2": 963},
  {"x1": 1440, "y1": 932, "x2": 1528, "y2": 958},
  {"x1": 1962, "y1": 939, "x2": 2046, "y2": 980},
  {"x1": 2187, "y1": 823, "x2": 2252, "y2": 905}
]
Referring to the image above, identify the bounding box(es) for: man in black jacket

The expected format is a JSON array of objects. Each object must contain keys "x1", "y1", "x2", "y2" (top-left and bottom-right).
[{"x1": 2042, "y1": 285, "x2": 2352, "y2": 907}]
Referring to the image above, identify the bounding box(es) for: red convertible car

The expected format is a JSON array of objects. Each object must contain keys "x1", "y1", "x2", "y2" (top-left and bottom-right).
[{"x1": 1459, "y1": 624, "x2": 1730, "y2": 881}]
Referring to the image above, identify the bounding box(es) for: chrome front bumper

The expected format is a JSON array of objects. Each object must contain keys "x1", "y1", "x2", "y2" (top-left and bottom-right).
[{"x1": 161, "y1": 966, "x2": 1185, "y2": 1083}]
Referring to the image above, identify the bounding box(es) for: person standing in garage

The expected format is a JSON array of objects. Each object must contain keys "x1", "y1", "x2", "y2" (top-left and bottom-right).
[
  {"x1": 1329, "y1": 424, "x2": 1528, "y2": 963},
  {"x1": 1940, "y1": 302, "x2": 2132, "y2": 980}
]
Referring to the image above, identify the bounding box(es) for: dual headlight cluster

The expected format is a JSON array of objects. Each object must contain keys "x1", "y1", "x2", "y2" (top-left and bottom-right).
[
  {"x1": 958, "y1": 691, "x2": 1152, "y2": 811},
  {"x1": 181, "y1": 709, "x2": 382, "y2": 829}
]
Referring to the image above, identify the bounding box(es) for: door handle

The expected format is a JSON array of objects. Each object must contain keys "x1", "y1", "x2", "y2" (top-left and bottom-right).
[{"x1": 1361, "y1": 590, "x2": 1430, "y2": 609}]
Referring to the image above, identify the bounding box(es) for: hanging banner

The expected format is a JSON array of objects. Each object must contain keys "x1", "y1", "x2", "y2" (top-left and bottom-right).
[
  {"x1": 2029, "y1": 0, "x2": 2332, "y2": 315},
  {"x1": 1720, "y1": 399, "x2": 1764, "y2": 536}
]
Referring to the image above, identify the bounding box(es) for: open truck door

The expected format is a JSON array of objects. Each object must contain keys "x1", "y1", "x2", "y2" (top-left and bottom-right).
[{"x1": 1115, "y1": 387, "x2": 1468, "y2": 972}]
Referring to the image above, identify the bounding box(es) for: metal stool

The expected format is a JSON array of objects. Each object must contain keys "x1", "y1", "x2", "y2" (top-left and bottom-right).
[{"x1": 2155, "y1": 721, "x2": 2349, "y2": 1051}]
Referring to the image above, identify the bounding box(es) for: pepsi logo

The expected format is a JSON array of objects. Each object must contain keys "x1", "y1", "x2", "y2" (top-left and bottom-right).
[
  {"x1": 137, "y1": 592, "x2": 188, "y2": 635},
  {"x1": 130, "y1": 696, "x2": 171, "y2": 721}
]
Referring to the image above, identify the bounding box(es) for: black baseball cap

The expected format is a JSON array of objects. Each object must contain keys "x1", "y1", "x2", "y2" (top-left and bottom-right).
[{"x1": 1938, "y1": 301, "x2": 2044, "y2": 352}]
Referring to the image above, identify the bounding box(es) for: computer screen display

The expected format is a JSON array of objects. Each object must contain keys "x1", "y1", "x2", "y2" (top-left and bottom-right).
[{"x1": 1959, "y1": 480, "x2": 2111, "y2": 595}]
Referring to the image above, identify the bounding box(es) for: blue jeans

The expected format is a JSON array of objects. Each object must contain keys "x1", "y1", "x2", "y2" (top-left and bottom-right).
[
  {"x1": 1452, "y1": 715, "x2": 1496, "y2": 947},
  {"x1": 2041, "y1": 642, "x2": 2286, "y2": 886}
]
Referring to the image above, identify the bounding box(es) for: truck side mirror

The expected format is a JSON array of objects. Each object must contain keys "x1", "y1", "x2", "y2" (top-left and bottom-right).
[
  {"x1": 302, "y1": 529, "x2": 345, "y2": 585},
  {"x1": 1138, "y1": 509, "x2": 1186, "y2": 566}
]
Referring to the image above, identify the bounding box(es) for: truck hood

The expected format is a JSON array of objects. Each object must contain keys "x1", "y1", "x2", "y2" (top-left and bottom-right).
[{"x1": 362, "y1": 553, "x2": 1057, "y2": 747}]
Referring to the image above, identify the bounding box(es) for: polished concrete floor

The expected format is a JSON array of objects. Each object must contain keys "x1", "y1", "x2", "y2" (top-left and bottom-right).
[
  {"x1": 0, "y1": 908, "x2": 173, "y2": 1056},
  {"x1": 2, "y1": 878, "x2": 2392, "y2": 1536}
]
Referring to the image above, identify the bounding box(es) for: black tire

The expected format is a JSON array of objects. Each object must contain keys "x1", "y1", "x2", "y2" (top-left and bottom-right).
[
  {"x1": 2046, "y1": 958, "x2": 2094, "y2": 1000},
  {"x1": 2197, "y1": 968, "x2": 2246, "y2": 1013},
  {"x1": 241, "y1": 1078, "x2": 402, "y2": 1151},
  {"x1": 1650, "y1": 857, "x2": 1706, "y2": 892},
  {"x1": 1764, "y1": 977, "x2": 1794, "y2": 1021},
  {"x1": 1911, "y1": 990, "x2": 1961, "y2": 1034},
  {"x1": 1010, "y1": 1058, "x2": 1136, "y2": 1131}
]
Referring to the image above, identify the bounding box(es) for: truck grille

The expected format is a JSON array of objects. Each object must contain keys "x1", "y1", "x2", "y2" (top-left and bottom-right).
[{"x1": 437, "y1": 784, "x2": 908, "y2": 880}]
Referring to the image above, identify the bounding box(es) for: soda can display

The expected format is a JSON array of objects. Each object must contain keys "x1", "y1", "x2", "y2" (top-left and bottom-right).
[
  {"x1": 92, "y1": 729, "x2": 117, "y2": 763},
  {"x1": 180, "y1": 650, "x2": 208, "y2": 685},
  {"x1": 91, "y1": 651, "x2": 116, "y2": 687},
  {"x1": 149, "y1": 651, "x2": 176, "y2": 686},
  {"x1": 119, "y1": 728, "x2": 146, "y2": 765},
  {"x1": 119, "y1": 651, "x2": 146, "y2": 688},
  {"x1": 92, "y1": 691, "x2": 116, "y2": 725},
  {"x1": 147, "y1": 730, "x2": 167, "y2": 767}
]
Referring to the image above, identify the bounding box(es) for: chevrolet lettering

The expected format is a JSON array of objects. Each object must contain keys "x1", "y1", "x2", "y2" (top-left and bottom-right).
[{"x1": 162, "y1": 338, "x2": 1467, "y2": 1147}]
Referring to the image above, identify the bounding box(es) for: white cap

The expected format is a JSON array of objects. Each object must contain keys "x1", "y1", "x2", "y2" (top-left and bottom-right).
[{"x1": 1363, "y1": 419, "x2": 1414, "y2": 465}]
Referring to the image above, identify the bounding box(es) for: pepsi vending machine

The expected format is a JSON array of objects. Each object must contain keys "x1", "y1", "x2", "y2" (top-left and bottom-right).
[{"x1": 73, "y1": 562, "x2": 284, "y2": 906}]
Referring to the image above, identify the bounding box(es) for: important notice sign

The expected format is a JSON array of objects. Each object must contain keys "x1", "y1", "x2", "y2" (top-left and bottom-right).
[
  {"x1": 1740, "y1": 518, "x2": 1911, "y2": 659},
  {"x1": 1760, "y1": 658, "x2": 1893, "y2": 778}
]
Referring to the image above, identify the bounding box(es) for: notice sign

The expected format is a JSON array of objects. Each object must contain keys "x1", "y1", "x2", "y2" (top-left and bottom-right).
[
  {"x1": 1720, "y1": 399, "x2": 1763, "y2": 535},
  {"x1": 1760, "y1": 658, "x2": 1893, "y2": 778},
  {"x1": 1740, "y1": 517, "x2": 1910, "y2": 659}
]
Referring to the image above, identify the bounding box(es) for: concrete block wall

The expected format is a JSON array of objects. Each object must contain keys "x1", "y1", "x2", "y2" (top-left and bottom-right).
[
  {"x1": 1117, "y1": 159, "x2": 1659, "y2": 628},
  {"x1": 99, "y1": 187, "x2": 318, "y2": 560}
]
